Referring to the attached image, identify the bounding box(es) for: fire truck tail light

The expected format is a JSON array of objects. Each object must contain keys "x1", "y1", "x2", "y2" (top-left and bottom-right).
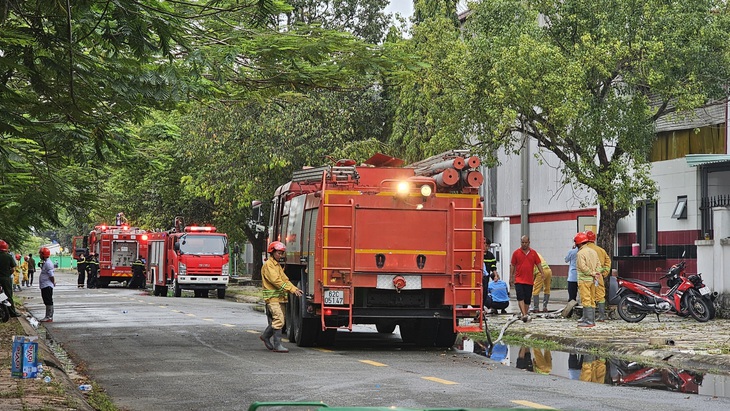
[{"x1": 324, "y1": 308, "x2": 333, "y2": 316}]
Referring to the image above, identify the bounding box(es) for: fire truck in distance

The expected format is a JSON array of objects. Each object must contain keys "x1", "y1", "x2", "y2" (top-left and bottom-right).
[
  {"x1": 253, "y1": 151, "x2": 484, "y2": 348},
  {"x1": 72, "y1": 224, "x2": 149, "y2": 288},
  {"x1": 145, "y1": 219, "x2": 230, "y2": 299}
]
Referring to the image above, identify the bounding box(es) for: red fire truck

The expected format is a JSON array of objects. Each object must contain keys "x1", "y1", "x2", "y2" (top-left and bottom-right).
[
  {"x1": 256, "y1": 152, "x2": 484, "y2": 348},
  {"x1": 72, "y1": 224, "x2": 149, "y2": 288},
  {"x1": 146, "y1": 222, "x2": 230, "y2": 299}
]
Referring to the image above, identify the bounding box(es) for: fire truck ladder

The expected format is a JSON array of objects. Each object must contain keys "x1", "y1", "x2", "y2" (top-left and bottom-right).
[
  {"x1": 450, "y1": 202, "x2": 483, "y2": 333},
  {"x1": 320, "y1": 199, "x2": 355, "y2": 332}
]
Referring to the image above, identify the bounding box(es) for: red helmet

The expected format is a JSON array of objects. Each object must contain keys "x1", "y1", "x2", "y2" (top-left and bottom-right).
[
  {"x1": 574, "y1": 233, "x2": 588, "y2": 245},
  {"x1": 585, "y1": 230, "x2": 596, "y2": 242},
  {"x1": 15, "y1": 254, "x2": 21, "y2": 260},
  {"x1": 39, "y1": 247, "x2": 51, "y2": 259},
  {"x1": 267, "y1": 241, "x2": 286, "y2": 253},
  {"x1": 0, "y1": 240, "x2": 8, "y2": 251}
]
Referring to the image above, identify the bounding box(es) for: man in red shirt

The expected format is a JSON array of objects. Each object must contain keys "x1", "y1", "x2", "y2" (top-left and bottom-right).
[{"x1": 510, "y1": 235, "x2": 545, "y2": 322}]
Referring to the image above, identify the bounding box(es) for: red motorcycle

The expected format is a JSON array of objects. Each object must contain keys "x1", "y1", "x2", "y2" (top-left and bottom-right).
[{"x1": 616, "y1": 260, "x2": 713, "y2": 323}]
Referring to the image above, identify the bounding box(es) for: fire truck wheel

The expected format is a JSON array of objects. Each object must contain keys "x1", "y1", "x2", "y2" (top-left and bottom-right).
[
  {"x1": 173, "y1": 280, "x2": 182, "y2": 297},
  {"x1": 398, "y1": 321, "x2": 418, "y2": 344},
  {"x1": 375, "y1": 322, "x2": 396, "y2": 334},
  {"x1": 217, "y1": 289, "x2": 226, "y2": 299},
  {"x1": 433, "y1": 319, "x2": 458, "y2": 348},
  {"x1": 295, "y1": 317, "x2": 318, "y2": 347}
]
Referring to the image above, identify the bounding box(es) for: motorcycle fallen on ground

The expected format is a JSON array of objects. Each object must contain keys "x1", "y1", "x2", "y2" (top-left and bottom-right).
[
  {"x1": 0, "y1": 283, "x2": 12, "y2": 323},
  {"x1": 615, "y1": 260, "x2": 714, "y2": 323}
]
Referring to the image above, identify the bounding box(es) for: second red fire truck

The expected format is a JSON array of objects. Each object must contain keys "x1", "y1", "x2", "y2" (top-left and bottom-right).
[{"x1": 146, "y1": 220, "x2": 230, "y2": 299}]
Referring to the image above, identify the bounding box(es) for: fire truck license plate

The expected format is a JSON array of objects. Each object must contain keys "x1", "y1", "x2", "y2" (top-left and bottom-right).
[
  {"x1": 324, "y1": 290, "x2": 344, "y2": 305},
  {"x1": 699, "y1": 286, "x2": 710, "y2": 295}
]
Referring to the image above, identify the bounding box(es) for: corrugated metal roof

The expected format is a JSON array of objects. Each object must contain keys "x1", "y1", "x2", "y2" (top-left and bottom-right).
[
  {"x1": 655, "y1": 102, "x2": 726, "y2": 132},
  {"x1": 686, "y1": 154, "x2": 730, "y2": 167}
]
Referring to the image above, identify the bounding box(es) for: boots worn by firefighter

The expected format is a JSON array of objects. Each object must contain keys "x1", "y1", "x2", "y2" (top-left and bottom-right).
[
  {"x1": 531, "y1": 295, "x2": 540, "y2": 313},
  {"x1": 272, "y1": 329, "x2": 289, "y2": 353},
  {"x1": 578, "y1": 307, "x2": 595, "y2": 328},
  {"x1": 596, "y1": 302, "x2": 607, "y2": 322},
  {"x1": 259, "y1": 325, "x2": 274, "y2": 350},
  {"x1": 542, "y1": 294, "x2": 550, "y2": 312},
  {"x1": 40, "y1": 305, "x2": 53, "y2": 323}
]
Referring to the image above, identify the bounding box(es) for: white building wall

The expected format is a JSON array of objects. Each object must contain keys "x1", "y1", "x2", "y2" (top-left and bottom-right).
[
  {"x1": 495, "y1": 141, "x2": 593, "y2": 218},
  {"x1": 493, "y1": 140, "x2": 596, "y2": 268},
  {"x1": 616, "y1": 158, "x2": 702, "y2": 235}
]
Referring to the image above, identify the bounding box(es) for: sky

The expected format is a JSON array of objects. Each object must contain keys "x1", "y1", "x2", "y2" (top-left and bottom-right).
[
  {"x1": 384, "y1": 1, "x2": 413, "y2": 19},
  {"x1": 384, "y1": 1, "x2": 469, "y2": 20}
]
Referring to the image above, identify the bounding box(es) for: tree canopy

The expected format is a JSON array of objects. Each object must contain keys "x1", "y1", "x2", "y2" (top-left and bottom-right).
[{"x1": 463, "y1": 0, "x2": 730, "y2": 254}]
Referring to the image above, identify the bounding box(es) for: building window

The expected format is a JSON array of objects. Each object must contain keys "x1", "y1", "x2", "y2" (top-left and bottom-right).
[
  {"x1": 671, "y1": 196, "x2": 688, "y2": 219},
  {"x1": 637, "y1": 200, "x2": 658, "y2": 254}
]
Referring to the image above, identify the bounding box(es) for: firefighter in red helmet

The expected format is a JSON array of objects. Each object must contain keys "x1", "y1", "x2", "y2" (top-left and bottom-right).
[
  {"x1": 0, "y1": 240, "x2": 21, "y2": 317},
  {"x1": 260, "y1": 241, "x2": 302, "y2": 353},
  {"x1": 575, "y1": 233, "x2": 600, "y2": 328}
]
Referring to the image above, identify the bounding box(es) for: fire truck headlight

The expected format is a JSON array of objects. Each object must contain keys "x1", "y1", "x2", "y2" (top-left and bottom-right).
[
  {"x1": 178, "y1": 262, "x2": 187, "y2": 276},
  {"x1": 222, "y1": 263, "x2": 229, "y2": 276},
  {"x1": 396, "y1": 181, "x2": 410, "y2": 197},
  {"x1": 420, "y1": 184, "x2": 432, "y2": 197}
]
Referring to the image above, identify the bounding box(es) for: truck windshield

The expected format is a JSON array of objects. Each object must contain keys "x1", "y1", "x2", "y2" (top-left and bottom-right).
[{"x1": 179, "y1": 235, "x2": 227, "y2": 255}]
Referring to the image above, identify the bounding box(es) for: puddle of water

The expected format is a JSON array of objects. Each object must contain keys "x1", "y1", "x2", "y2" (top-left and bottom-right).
[{"x1": 456, "y1": 338, "x2": 730, "y2": 398}]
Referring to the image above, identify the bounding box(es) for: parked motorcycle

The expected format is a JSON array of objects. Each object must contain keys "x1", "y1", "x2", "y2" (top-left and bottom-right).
[
  {"x1": 0, "y1": 283, "x2": 12, "y2": 323},
  {"x1": 616, "y1": 260, "x2": 713, "y2": 323}
]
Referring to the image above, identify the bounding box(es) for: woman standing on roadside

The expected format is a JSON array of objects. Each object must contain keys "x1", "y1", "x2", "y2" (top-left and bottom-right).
[{"x1": 38, "y1": 247, "x2": 56, "y2": 323}]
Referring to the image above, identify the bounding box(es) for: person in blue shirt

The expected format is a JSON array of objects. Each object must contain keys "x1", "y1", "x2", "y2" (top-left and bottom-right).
[
  {"x1": 485, "y1": 271, "x2": 510, "y2": 314},
  {"x1": 565, "y1": 244, "x2": 579, "y2": 302}
]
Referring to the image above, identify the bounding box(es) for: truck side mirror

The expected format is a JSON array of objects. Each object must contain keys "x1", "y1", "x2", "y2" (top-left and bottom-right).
[
  {"x1": 251, "y1": 200, "x2": 263, "y2": 223},
  {"x1": 173, "y1": 241, "x2": 180, "y2": 251}
]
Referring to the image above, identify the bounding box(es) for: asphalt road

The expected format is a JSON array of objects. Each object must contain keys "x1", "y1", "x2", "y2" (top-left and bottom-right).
[{"x1": 22, "y1": 270, "x2": 730, "y2": 411}]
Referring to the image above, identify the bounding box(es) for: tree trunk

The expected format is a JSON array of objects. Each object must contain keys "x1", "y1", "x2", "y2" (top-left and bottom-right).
[
  {"x1": 243, "y1": 225, "x2": 266, "y2": 283},
  {"x1": 597, "y1": 202, "x2": 628, "y2": 269}
]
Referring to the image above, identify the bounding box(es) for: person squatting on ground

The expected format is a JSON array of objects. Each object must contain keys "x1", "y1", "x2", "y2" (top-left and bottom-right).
[
  {"x1": 509, "y1": 235, "x2": 544, "y2": 323},
  {"x1": 86, "y1": 252, "x2": 99, "y2": 289},
  {"x1": 260, "y1": 241, "x2": 303, "y2": 353},
  {"x1": 584, "y1": 230, "x2": 612, "y2": 322},
  {"x1": 0, "y1": 240, "x2": 22, "y2": 317},
  {"x1": 39, "y1": 247, "x2": 56, "y2": 322},
  {"x1": 485, "y1": 271, "x2": 510, "y2": 314},
  {"x1": 129, "y1": 255, "x2": 146, "y2": 289},
  {"x1": 13, "y1": 253, "x2": 23, "y2": 291},
  {"x1": 76, "y1": 253, "x2": 87, "y2": 288},
  {"x1": 531, "y1": 252, "x2": 552, "y2": 312},
  {"x1": 575, "y1": 232, "x2": 600, "y2": 328},
  {"x1": 27, "y1": 253, "x2": 36, "y2": 286}
]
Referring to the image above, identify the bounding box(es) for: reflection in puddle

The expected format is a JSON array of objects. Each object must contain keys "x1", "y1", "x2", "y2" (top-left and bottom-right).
[{"x1": 457, "y1": 338, "x2": 730, "y2": 398}]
